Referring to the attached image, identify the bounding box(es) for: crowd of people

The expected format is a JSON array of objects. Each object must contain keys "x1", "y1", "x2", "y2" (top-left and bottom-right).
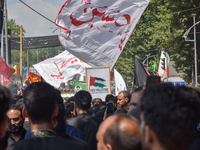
[{"x1": 0, "y1": 81, "x2": 200, "y2": 150}]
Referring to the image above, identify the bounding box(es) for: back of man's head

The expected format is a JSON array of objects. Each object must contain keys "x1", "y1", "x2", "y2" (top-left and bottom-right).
[
  {"x1": 97, "y1": 114, "x2": 140, "y2": 150},
  {"x1": 105, "y1": 94, "x2": 114, "y2": 103},
  {"x1": 74, "y1": 90, "x2": 92, "y2": 112},
  {"x1": 23, "y1": 82, "x2": 56, "y2": 124},
  {"x1": 140, "y1": 83, "x2": 200, "y2": 150}
]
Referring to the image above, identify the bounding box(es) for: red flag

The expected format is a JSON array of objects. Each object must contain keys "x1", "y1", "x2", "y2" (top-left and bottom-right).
[
  {"x1": 0, "y1": 75, "x2": 11, "y2": 86},
  {"x1": 28, "y1": 72, "x2": 41, "y2": 83},
  {"x1": 17, "y1": 67, "x2": 20, "y2": 75},
  {"x1": 0, "y1": 57, "x2": 15, "y2": 79}
]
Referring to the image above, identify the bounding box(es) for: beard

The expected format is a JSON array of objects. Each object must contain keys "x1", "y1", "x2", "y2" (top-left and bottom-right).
[{"x1": 8, "y1": 121, "x2": 24, "y2": 134}]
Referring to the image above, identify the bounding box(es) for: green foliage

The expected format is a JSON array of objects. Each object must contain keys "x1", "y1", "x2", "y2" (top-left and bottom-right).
[{"x1": 114, "y1": 0, "x2": 200, "y2": 84}]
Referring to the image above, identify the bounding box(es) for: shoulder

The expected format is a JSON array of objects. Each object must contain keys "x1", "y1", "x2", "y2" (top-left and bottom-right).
[{"x1": 7, "y1": 137, "x2": 91, "y2": 150}]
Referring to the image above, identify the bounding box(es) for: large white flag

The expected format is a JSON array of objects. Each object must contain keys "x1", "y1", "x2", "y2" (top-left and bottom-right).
[
  {"x1": 55, "y1": 0, "x2": 150, "y2": 69},
  {"x1": 33, "y1": 50, "x2": 91, "y2": 88},
  {"x1": 114, "y1": 69, "x2": 127, "y2": 95}
]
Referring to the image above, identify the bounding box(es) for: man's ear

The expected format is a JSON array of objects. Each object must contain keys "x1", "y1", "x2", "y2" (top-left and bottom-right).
[
  {"x1": 22, "y1": 106, "x2": 29, "y2": 118},
  {"x1": 125, "y1": 97, "x2": 129, "y2": 103},
  {"x1": 0, "y1": 117, "x2": 8, "y2": 138},
  {"x1": 106, "y1": 144, "x2": 113, "y2": 150},
  {"x1": 53, "y1": 105, "x2": 59, "y2": 117},
  {"x1": 145, "y1": 125, "x2": 154, "y2": 145}
]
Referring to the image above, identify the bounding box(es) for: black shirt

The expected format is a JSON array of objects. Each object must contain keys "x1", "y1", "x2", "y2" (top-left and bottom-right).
[
  {"x1": 7, "y1": 130, "x2": 91, "y2": 150},
  {"x1": 7, "y1": 128, "x2": 26, "y2": 149},
  {"x1": 68, "y1": 113, "x2": 102, "y2": 150}
]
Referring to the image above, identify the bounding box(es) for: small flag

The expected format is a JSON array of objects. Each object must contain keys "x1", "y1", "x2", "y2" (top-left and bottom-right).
[
  {"x1": 28, "y1": 72, "x2": 41, "y2": 83},
  {"x1": 114, "y1": 69, "x2": 127, "y2": 95},
  {"x1": 24, "y1": 67, "x2": 28, "y2": 75},
  {"x1": 0, "y1": 56, "x2": 15, "y2": 79},
  {"x1": 151, "y1": 62, "x2": 158, "y2": 72},
  {"x1": 90, "y1": 76, "x2": 106, "y2": 88},
  {"x1": 17, "y1": 67, "x2": 20, "y2": 75},
  {"x1": 134, "y1": 57, "x2": 149, "y2": 87},
  {"x1": 13, "y1": 65, "x2": 17, "y2": 74}
]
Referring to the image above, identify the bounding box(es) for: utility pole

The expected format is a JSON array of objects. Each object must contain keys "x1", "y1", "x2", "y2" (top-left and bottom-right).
[
  {"x1": 35, "y1": 50, "x2": 39, "y2": 63},
  {"x1": 193, "y1": 16, "x2": 198, "y2": 87},
  {"x1": 182, "y1": 16, "x2": 199, "y2": 87},
  {"x1": 4, "y1": 0, "x2": 8, "y2": 64}
]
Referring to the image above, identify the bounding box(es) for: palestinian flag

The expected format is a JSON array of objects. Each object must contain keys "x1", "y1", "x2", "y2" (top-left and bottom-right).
[{"x1": 90, "y1": 76, "x2": 106, "y2": 88}]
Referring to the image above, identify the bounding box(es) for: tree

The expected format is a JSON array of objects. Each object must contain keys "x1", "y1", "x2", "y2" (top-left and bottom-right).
[{"x1": 114, "y1": 0, "x2": 200, "y2": 84}]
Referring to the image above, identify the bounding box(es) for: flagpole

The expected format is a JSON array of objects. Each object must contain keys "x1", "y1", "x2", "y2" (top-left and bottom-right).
[
  {"x1": 20, "y1": 25, "x2": 23, "y2": 89},
  {"x1": 4, "y1": 0, "x2": 8, "y2": 64}
]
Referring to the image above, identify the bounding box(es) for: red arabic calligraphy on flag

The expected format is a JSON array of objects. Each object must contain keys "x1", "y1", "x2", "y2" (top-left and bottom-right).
[
  {"x1": 33, "y1": 50, "x2": 91, "y2": 88},
  {"x1": 55, "y1": 0, "x2": 150, "y2": 69}
]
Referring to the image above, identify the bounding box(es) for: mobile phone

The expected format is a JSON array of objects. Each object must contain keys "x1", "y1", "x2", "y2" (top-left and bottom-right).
[
  {"x1": 145, "y1": 75, "x2": 161, "y2": 88},
  {"x1": 106, "y1": 102, "x2": 113, "y2": 111}
]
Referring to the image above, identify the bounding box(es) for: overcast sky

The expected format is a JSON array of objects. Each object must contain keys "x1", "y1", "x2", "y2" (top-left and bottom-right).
[{"x1": 8, "y1": 0, "x2": 66, "y2": 37}]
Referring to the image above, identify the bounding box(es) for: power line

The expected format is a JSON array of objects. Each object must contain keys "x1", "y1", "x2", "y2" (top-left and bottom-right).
[{"x1": 19, "y1": 0, "x2": 55, "y2": 24}]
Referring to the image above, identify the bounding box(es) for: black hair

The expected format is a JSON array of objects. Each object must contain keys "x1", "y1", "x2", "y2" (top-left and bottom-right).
[
  {"x1": 104, "y1": 114, "x2": 141, "y2": 150},
  {"x1": 99, "y1": 102, "x2": 106, "y2": 107},
  {"x1": 105, "y1": 94, "x2": 114, "y2": 103},
  {"x1": 118, "y1": 91, "x2": 131, "y2": 103},
  {"x1": 113, "y1": 96, "x2": 118, "y2": 104},
  {"x1": 54, "y1": 89, "x2": 67, "y2": 138},
  {"x1": 23, "y1": 82, "x2": 56, "y2": 124},
  {"x1": 67, "y1": 96, "x2": 75, "y2": 103},
  {"x1": 0, "y1": 85, "x2": 11, "y2": 124},
  {"x1": 74, "y1": 90, "x2": 92, "y2": 111},
  {"x1": 10, "y1": 104, "x2": 24, "y2": 120},
  {"x1": 140, "y1": 83, "x2": 200, "y2": 150}
]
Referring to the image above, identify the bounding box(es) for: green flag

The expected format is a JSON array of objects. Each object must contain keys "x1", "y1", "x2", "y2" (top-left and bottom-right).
[
  {"x1": 74, "y1": 81, "x2": 86, "y2": 92},
  {"x1": 151, "y1": 62, "x2": 158, "y2": 72}
]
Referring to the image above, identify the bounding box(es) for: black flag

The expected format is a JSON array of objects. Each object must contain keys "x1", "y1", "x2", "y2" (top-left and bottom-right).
[{"x1": 134, "y1": 56, "x2": 149, "y2": 87}]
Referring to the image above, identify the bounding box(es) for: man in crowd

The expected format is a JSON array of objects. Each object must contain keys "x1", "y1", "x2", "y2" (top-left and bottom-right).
[
  {"x1": 117, "y1": 91, "x2": 131, "y2": 111},
  {"x1": 105, "y1": 94, "x2": 114, "y2": 103},
  {"x1": 140, "y1": 83, "x2": 200, "y2": 150},
  {"x1": 0, "y1": 85, "x2": 11, "y2": 139},
  {"x1": 95, "y1": 102, "x2": 107, "y2": 119},
  {"x1": 7, "y1": 104, "x2": 26, "y2": 147},
  {"x1": 8, "y1": 82, "x2": 90, "y2": 150},
  {"x1": 129, "y1": 87, "x2": 143, "y2": 111},
  {"x1": 68, "y1": 90, "x2": 102, "y2": 150},
  {"x1": 96, "y1": 114, "x2": 141, "y2": 150}
]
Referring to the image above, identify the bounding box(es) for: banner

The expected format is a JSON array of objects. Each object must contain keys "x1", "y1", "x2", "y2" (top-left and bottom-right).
[
  {"x1": 55, "y1": 0, "x2": 150, "y2": 69},
  {"x1": 114, "y1": 69, "x2": 127, "y2": 95},
  {"x1": 74, "y1": 81, "x2": 86, "y2": 92},
  {"x1": 28, "y1": 72, "x2": 41, "y2": 83},
  {"x1": 85, "y1": 66, "x2": 111, "y2": 100},
  {"x1": 33, "y1": 50, "x2": 91, "y2": 88}
]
